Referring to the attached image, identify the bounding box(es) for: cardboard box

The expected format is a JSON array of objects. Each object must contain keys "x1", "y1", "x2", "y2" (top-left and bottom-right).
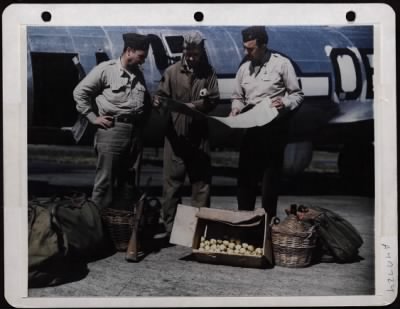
[{"x1": 170, "y1": 205, "x2": 273, "y2": 268}]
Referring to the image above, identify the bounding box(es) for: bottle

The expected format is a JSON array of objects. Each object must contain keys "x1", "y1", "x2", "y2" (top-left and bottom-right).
[{"x1": 282, "y1": 204, "x2": 301, "y2": 233}]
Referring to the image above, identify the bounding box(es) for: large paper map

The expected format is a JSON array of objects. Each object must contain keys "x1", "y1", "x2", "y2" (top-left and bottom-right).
[{"x1": 162, "y1": 98, "x2": 278, "y2": 129}]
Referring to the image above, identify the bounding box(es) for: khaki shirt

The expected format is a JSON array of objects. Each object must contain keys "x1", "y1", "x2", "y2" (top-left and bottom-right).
[
  {"x1": 232, "y1": 52, "x2": 303, "y2": 112},
  {"x1": 156, "y1": 59, "x2": 219, "y2": 136},
  {"x1": 73, "y1": 59, "x2": 148, "y2": 123}
]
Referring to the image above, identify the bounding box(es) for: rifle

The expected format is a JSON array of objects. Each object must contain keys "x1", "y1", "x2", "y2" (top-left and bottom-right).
[{"x1": 125, "y1": 177, "x2": 152, "y2": 262}]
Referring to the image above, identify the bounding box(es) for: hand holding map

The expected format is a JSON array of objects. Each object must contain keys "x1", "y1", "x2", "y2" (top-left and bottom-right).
[
  {"x1": 211, "y1": 98, "x2": 278, "y2": 128},
  {"x1": 158, "y1": 97, "x2": 279, "y2": 129}
]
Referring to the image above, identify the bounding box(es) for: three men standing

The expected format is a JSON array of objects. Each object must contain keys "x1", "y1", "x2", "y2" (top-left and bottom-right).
[
  {"x1": 153, "y1": 32, "x2": 220, "y2": 237},
  {"x1": 74, "y1": 33, "x2": 151, "y2": 210},
  {"x1": 230, "y1": 26, "x2": 304, "y2": 219},
  {"x1": 73, "y1": 27, "x2": 302, "y2": 231}
]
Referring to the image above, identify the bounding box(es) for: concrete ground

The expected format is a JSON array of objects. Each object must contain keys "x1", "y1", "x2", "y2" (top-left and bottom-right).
[
  {"x1": 27, "y1": 146, "x2": 375, "y2": 298},
  {"x1": 28, "y1": 196, "x2": 374, "y2": 298}
]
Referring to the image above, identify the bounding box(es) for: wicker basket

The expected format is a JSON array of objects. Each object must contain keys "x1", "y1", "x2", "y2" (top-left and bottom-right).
[
  {"x1": 101, "y1": 208, "x2": 134, "y2": 251},
  {"x1": 271, "y1": 215, "x2": 317, "y2": 268}
]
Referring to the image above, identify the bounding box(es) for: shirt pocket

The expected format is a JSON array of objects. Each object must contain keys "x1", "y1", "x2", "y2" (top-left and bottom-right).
[
  {"x1": 109, "y1": 78, "x2": 129, "y2": 102},
  {"x1": 241, "y1": 75, "x2": 253, "y2": 86},
  {"x1": 130, "y1": 83, "x2": 146, "y2": 108},
  {"x1": 261, "y1": 71, "x2": 283, "y2": 93},
  {"x1": 240, "y1": 76, "x2": 254, "y2": 94},
  {"x1": 261, "y1": 70, "x2": 281, "y2": 83},
  {"x1": 110, "y1": 76, "x2": 129, "y2": 91}
]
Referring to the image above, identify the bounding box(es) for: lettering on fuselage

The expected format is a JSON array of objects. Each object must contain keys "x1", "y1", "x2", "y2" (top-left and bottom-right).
[
  {"x1": 329, "y1": 47, "x2": 374, "y2": 102},
  {"x1": 359, "y1": 48, "x2": 374, "y2": 99}
]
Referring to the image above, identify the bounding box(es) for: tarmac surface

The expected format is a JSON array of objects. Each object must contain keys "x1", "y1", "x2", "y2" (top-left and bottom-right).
[{"x1": 26, "y1": 146, "x2": 375, "y2": 299}]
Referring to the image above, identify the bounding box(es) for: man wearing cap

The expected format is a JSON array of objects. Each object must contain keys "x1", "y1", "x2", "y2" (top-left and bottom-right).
[
  {"x1": 230, "y1": 26, "x2": 304, "y2": 219},
  {"x1": 73, "y1": 33, "x2": 151, "y2": 210},
  {"x1": 153, "y1": 31, "x2": 219, "y2": 238}
]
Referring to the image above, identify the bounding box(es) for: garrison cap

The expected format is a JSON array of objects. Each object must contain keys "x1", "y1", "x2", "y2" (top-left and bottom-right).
[
  {"x1": 242, "y1": 26, "x2": 268, "y2": 45},
  {"x1": 122, "y1": 33, "x2": 149, "y2": 51},
  {"x1": 183, "y1": 31, "x2": 205, "y2": 49}
]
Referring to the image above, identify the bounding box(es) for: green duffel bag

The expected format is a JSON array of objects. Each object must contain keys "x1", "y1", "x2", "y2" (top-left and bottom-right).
[{"x1": 28, "y1": 193, "x2": 109, "y2": 287}]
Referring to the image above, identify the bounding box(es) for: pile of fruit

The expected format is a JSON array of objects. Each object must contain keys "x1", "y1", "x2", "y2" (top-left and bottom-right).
[{"x1": 197, "y1": 236, "x2": 263, "y2": 256}]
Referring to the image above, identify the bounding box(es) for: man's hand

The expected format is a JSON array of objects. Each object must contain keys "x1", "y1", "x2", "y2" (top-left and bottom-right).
[
  {"x1": 152, "y1": 95, "x2": 163, "y2": 108},
  {"x1": 94, "y1": 116, "x2": 114, "y2": 129},
  {"x1": 230, "y1": 107, "x2": 241, "y2": 117},
  {"x1": 271, "y1": 97, "x2": 285, "y2": 110}
]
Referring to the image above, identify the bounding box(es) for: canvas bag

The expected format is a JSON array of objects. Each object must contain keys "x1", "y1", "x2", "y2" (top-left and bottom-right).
[
  {"x1": 298, "y1": 206, "x2": 363, "y2": 262},
  {"x1": 28, "y1": 193, "x2": 106, "y2": 287}
]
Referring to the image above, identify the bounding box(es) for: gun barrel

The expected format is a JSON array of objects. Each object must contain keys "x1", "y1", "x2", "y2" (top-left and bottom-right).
[
  {"x1": 125, "y1": 177, "x2": 152, "y2": 262},
  {"x1": 125, "y1": 196, "x2": 145, "y2": 262}
]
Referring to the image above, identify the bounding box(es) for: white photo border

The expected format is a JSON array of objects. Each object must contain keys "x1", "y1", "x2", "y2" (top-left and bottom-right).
[{"x1": 2, "y1": 3, "x2": 397, "y2": 307}]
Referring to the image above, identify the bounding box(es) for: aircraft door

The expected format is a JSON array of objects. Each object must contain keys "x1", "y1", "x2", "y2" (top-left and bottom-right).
[
  {"x1": 29, "y1": 52, "x2": 80, "y2": 144},
  {"x1": 30, "y1": 52, "x2": 80, "y2": 127}
]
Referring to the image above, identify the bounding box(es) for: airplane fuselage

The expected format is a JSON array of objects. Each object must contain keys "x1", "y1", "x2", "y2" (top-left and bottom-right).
[{"x1": 26, "y1": 25, "x2": 374, "y2": 179}]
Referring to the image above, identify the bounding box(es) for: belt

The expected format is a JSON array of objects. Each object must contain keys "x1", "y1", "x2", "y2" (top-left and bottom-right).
[{"x1": 115, "y1": 114, "x2": 136, "y2": 124}]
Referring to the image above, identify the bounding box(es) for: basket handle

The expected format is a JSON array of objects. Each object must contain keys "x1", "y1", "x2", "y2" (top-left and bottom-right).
[{"x1": 305, "y1": 225, "x2": 317, "y2": 239}]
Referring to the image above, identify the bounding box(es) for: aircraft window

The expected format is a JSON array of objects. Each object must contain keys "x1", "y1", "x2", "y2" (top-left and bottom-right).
[
  {"x1": 336, "y1": 54, "x2": 357, "y2": 92},
  {"x1": 165, "y1": 36, "x2": 184, "y2": 54}
]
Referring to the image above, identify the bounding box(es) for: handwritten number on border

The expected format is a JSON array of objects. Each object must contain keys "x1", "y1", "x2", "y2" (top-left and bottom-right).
[{"x1": 381, "y1": 243, "x2": 395, "y2": 293}]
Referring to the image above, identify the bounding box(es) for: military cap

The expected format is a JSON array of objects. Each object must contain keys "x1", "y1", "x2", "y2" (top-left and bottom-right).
[
  {"x1": 242, "y1": 26, "x2": 268, "y2": 45},
  {"x1": 122, "y1": 33, "x2": 149, "y2": 51},
  {"x1": 183, "y1": 31, "x2": 205, "y2": 48}
]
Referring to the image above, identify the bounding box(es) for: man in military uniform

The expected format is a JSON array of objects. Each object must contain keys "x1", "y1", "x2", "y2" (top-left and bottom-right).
[
  {"x1": 73, "y1": 33, "x2": 151, "y2": 210},
  {"x1": 230, "y1": 26, "x2": 304, "y2": 219},
  {"x1": 153, "y1": 32, "x2": 220, "y2": 238}
]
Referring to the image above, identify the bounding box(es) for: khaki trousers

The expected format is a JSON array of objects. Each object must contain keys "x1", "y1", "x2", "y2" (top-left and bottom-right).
[
  {"x1": 162, "y1": 137, "x2": 211, "y2": 233},
  {"x1": 92, "y1": 122, "x2": 142, "y2": 210}
]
